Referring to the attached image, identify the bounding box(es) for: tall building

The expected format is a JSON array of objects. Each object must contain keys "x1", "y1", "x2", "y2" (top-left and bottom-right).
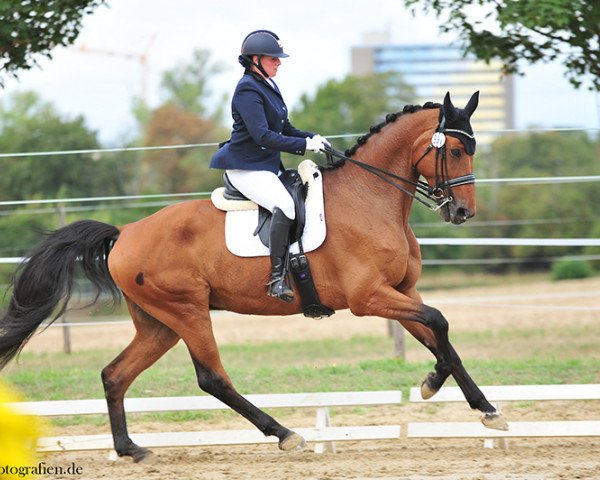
[{"x1": 351, "y1": 42, "x2": 514, "y2": 148}]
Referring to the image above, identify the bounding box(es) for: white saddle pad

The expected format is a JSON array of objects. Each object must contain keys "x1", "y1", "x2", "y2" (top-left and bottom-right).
[{"x1": 211, "y1": 160, "x2": 327, "y2": 257}]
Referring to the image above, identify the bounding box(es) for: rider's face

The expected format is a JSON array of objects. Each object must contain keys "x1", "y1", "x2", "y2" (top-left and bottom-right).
[{"x1": 253, "y1": 55, "x2": 281, "y2": 78}]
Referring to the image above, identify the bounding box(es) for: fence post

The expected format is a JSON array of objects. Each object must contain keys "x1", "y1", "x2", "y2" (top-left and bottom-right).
[
  {"x1": 56, "y1": 203, "x2": 71, "y2": 354},
  {"x1": 388, "y1": 320, "x2": 405, "y2": 359}
]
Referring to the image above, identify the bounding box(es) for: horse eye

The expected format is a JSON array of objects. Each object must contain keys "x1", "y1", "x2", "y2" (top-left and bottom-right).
[{"x1": 450, "y1": 148, "x2": 461, "y2": 158}]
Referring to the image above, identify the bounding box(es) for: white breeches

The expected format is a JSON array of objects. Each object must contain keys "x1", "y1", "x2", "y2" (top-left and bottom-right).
[{"x1": 226, "y1": 169, "x2": 296, "y2": 220}]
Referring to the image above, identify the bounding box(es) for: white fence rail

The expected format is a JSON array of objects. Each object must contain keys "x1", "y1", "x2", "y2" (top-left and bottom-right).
[
  {"x1": 11, "y1": 391, "x2": 403, "y2": 455},
  {"x1": 408, "y1": 384, "x2": 600, "y2": 449},
  {"x1": 11, "y1": 385, "x2": 600, "y2": 454}
]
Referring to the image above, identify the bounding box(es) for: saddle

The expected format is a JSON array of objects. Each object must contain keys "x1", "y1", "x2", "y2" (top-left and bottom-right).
[
  {"x1": 222, "y1": 169, "x2": 307, "y2": 249},
  {"x1": 211, "y1": 161, "x2": 334, "y2": 319}
]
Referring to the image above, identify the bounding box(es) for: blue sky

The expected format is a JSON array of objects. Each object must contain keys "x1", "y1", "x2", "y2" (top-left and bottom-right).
[{"x1": 2, "y1": 0, "x2": 598, "y2": 144}]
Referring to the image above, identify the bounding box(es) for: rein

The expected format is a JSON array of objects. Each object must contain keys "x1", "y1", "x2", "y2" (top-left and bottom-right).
[
  {"x1": 322, "y1": 117, "x2": 476, "y2": 211},
  {"x1": 323, "y1": 145, "x2": 474, "y2": 211}
]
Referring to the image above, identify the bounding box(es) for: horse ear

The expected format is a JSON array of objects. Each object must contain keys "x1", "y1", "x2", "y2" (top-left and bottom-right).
[
  {"x1": 464, "y1": 91, "x2": 480, "y2": 118},
  {"x1": 443, "y1": 92, "x2": 458, "y2": 121}
]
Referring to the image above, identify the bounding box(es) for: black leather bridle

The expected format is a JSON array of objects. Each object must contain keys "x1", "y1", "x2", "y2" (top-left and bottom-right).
[{"x1": 322, "y1": 115, "x2": 476, "y2": 211}]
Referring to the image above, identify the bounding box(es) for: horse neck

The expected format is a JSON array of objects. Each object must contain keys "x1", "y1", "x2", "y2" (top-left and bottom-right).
[{"x1": 324, "y1": 112, "x2": 431, "y2": 226}]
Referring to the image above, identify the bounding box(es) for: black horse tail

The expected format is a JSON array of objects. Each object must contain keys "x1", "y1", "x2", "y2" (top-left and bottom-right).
[{"x1": 0, "y1": 220, "x2": 121, "y2": 371}]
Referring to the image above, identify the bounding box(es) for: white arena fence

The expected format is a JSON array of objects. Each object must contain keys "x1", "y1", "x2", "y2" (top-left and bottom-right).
[
  {"x1": 408, "y1": 384, "x2": 600, "y2": 450},
  {"x1": 9, "y1": 385, "x2": 600, "y2": 455},
  {"x1": 12, "y1": 391, "x2": 404, "y2": 455}
]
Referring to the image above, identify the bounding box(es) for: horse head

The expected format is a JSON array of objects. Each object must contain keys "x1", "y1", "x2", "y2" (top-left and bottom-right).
[{"x1": 413, "y1": 91, "x2": 479, "y2": 225}]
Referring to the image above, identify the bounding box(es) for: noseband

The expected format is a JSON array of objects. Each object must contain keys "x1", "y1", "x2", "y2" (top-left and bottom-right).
[{"x1": 323, "y1": 114, "x2": 476, "y2": 211}]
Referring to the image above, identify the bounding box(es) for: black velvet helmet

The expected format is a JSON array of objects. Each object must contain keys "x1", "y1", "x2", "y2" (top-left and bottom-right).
[{"x1": 241, "y1": 30, "x2": 289, "y2": 58}]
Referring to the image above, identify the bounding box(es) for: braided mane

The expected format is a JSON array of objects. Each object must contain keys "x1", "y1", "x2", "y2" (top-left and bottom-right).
[{"x1": 344, "y1": 101, "x2": 441, "y2": 157}]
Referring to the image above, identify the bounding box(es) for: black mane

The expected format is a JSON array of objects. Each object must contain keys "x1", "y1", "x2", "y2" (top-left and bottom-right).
[{"x1": 344, "y1": 101, "x2": 441, "y2": 157}]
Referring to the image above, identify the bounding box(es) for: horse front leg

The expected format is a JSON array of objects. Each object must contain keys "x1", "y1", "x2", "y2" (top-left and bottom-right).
[
  {"x1": 403, "y1": 304, "x2": 507, "y2": 430},
  {"x1": 352, "y1": 286, "x2": 508, "y2": 430}
]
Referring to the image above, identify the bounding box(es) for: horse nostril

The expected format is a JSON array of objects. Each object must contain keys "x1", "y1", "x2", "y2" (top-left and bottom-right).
[{"x1": 456, "y1": 207, "x2": 471, "y2": 220}]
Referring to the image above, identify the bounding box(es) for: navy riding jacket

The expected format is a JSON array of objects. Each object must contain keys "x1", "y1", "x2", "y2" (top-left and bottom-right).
[{"x1": 210, "y1": 72, "x2": 314, "y2": 174}]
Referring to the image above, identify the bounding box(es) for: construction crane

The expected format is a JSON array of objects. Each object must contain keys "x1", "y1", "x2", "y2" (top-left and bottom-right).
[{"x1": 73, "y1": 36, "x2": 155, "y2": 101}]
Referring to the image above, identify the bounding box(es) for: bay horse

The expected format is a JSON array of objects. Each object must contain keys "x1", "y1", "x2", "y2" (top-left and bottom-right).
[{"x1": 0, "y1": 91, "x2": 507, "y2": 462}]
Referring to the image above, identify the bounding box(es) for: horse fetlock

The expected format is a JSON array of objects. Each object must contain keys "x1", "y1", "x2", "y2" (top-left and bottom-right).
[
  {"x1": 481, "y1": 411, "x2": 509, "y2": 431},
  {"x1": 278, "y1": 431, "x2": 306, "y2": 452},
  {"x1": 420, "y1": 372, "x2": 440, "y2": 400}
]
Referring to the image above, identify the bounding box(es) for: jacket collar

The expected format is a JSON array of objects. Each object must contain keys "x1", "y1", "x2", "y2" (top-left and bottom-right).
[{"x1": 246, "y1": 71, "x2": 283, "y2": 99}]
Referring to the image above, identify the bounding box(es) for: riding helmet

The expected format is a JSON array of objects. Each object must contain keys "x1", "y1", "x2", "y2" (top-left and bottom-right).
[{"x1": 241, "y1": 30, "x2": 289, "y2": 58}]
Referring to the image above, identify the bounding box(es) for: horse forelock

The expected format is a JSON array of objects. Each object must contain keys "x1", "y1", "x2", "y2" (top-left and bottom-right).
[{"x1": 344, "y1": 101, "x2": 442, "y2": 158}]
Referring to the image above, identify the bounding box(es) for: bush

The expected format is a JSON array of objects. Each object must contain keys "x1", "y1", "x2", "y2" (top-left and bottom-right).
[{"x1": 550, "y1": 260, "x2": 594, "y2": 281}]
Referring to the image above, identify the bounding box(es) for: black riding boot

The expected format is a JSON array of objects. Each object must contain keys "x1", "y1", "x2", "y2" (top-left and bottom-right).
[{"x1": 267, "y1": 208, "x2": 294, "y2": 303}]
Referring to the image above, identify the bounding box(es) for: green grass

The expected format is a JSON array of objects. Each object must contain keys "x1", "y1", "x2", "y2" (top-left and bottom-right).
[{"x1": 4, "y1": 335, "x2": 600, "y2": 403}]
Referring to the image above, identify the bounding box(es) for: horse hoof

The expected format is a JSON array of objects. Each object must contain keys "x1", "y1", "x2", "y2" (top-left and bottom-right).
[
  {"x1": 279, "y1": 432, "x2": 306, "y2": 451},
  {"x1": 420, "y1": 374, "x2": 438, "y2": 400},
  {"x1": 481, "y1": 412, "x2": 509, "y2": 431},
  {"x1": 132, "y1": 448, "x2": 156, "y2": 464}
]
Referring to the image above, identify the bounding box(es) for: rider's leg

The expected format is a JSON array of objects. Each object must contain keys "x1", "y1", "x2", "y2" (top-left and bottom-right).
[
  {"x1": 225, "y1": 170, "x2": 295, "y2": 302},
  {"x1": 225, "y1": 169, "x2": 295, "y2": 220},
  {"x1": 266, "y1": 207, "x2": 294, "y2": 302}
]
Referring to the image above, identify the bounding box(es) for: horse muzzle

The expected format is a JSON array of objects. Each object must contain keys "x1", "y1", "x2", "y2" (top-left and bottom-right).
[{"x1": 440, "y1": 199, "x2": 475, "y2": 225}]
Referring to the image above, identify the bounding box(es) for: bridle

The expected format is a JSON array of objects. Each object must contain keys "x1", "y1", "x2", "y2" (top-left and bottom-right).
[{"x1": 323, "y1": 114, "x2": 476, "y2": 211}]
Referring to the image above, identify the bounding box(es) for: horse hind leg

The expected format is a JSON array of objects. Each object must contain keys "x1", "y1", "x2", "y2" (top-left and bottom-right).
[
  {"x1": 101, "y1": 297, "x2": 180, "y2": 462},
  {"x1": 182, "y1": 312, "x2": 305, "y2": 451}
]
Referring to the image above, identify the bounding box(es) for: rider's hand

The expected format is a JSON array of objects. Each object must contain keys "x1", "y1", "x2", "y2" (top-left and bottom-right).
[
  {"x1": 305, "y1": 135, "x2": 328, "y2": 153},
  {"x1": 313, "y1": 134, "x2": 331, "y2": 148}
]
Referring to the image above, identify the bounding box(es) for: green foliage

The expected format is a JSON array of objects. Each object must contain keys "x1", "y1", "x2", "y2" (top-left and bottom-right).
[
  {"x1": 0, "y1": 207, "x2": 53, "y2": 256},
  {"x1": 551, "y1": 260, "x2": 594, "y2": 280},
  {"x1": 0, "y1": 0, "x2": 106, "y2": 86},
  {"x1": 160, "y1": 49, "x2": 228, "y2": 122},
  {"x1": 404, "y1": 0, "x2": 600, "y2": 90},
  {"x1": 5, "y1": 335, "x2": 600, "y2": 415},
  {"x1": 474, "y1": 130, "x2": 599, "y2": 266},
  {"x1": 0, "y1": 91, "x2": 128, "y2": 201},
  {"x1": 412, "y1": 129, "x2": 600, "y2": 271},
  {"x1": 132, "y1": 48, "x2": 228, "y2": 193},
  {"x1": 290, "y1": 72, "x2": 416, "y2": 154}
]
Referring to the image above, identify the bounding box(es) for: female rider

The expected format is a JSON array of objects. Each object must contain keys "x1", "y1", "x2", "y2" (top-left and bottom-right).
[{"x1": 210, "y1": 30, "x2": 329, "y2": 303}]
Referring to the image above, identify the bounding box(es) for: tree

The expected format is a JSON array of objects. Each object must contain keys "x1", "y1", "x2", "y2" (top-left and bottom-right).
[
  {"x1": 0, "y1": 0, "x2": 106, "y2": 86},
  {"x1": 403, "y1": 0, "x2": 600, "y2": 90},
  {"x1": 159, "y1": 49, "x2": 228, "y2": 122},
  {"x1": 140, "y1": 103, "x2": 222, "y2": 193},
  {"x1": 134, "y1": 49, "x2": 228, "y2": 193},
  {"x1": 0, "y1": 91, "x2": 127, "y2": 200},
  {"x1": 472, "y1": 130, "x2": 600, "y2": 268},
  {"x1": 291, "y1": 72, "x2": 416, "y2": 155}
]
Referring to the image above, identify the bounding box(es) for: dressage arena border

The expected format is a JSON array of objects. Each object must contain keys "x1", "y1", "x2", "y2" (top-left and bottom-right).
[
  {"x1": 10, "y1": 385, "x2": 600, "y2": 456},
  {"x1": 408, "y1": 384, "x2": 600, "y2": 450},
  {"x1": 11, "y1": 391, "x2": 403, "y2": 455}
]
